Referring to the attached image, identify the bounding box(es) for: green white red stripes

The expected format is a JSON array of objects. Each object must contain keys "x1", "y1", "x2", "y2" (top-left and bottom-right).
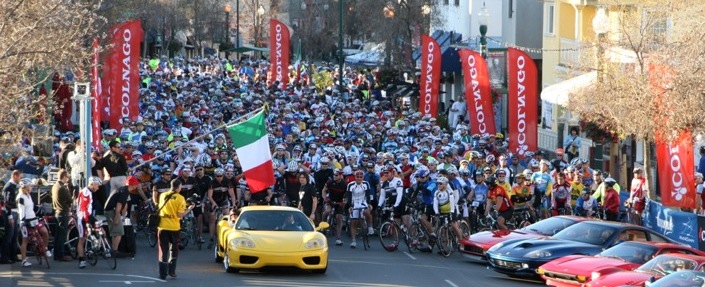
[{"x1": 227, "y1": 111, "x2": 274, "y2": 193}]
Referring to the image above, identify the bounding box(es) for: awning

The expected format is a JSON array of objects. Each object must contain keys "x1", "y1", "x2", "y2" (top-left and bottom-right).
[
  {"x1": 540, "y1": 71, "x2": 597, "y2": 107},
  {"x1": 222, "y1": 45, "x2": 269, "y2": 54}
]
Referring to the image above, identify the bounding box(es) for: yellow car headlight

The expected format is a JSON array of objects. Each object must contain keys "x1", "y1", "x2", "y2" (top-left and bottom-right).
[
  {"x1": 231, "y1": 238, "x2": 256, "y2": 249},
  {"x1": 305, "y1": 238, "x2": 326, "y2": 249}
]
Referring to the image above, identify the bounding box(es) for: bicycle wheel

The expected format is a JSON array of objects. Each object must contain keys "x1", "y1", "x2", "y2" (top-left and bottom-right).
[
  {"x1": 34, "y1": 237, "x2": 50, "y2": 269},
  {"x1": 65, "y1": 225, "x2": 79, "y2": 259},
  {"x1": 179, "y1": 230, "x2": 189, "y2": 249},
  {"x1": 360, "y1": 219, "x2": 369, "y2": 251},
  {"x1": 148, "y1": 228, "x2": 158, "y2": 248},
  {"x1": 437, "y1": 226, "x2": 453, "y2": 257},
  {"x1": 408, "y1": 223, "x2": 425, "y2": 253},
  {"x1": 86, "y1": 240, "x2": 98, "y2": 266},
  {"x1": 378, "y1": 222, "x2": 400, "y2": 252},
  {"x1": 459, "y1": 221, "x2": 471, "y2": 239}
]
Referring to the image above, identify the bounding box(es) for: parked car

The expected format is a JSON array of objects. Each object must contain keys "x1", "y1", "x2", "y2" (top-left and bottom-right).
[
  {"x1": 485, "y1": 221, "x2": 673, "y2": 278},
  {"x1": 459, "y1": 216, "x2": 590, "y2": 261},
  {"x1": 538, "y1": 241, "x2": 705, "y2": 287},
  {"x1": 587, "y1": 254, "x2": 705, "y2": 287}
]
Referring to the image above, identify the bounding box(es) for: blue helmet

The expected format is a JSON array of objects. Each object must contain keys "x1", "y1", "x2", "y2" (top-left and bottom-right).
[{"x1": 416, "y1": 168, "x2": 430, "y2": 178}]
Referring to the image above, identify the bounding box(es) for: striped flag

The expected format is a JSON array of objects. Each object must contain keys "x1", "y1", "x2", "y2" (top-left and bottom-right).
[{"x1": 227, "y1": 111, "x2": 275, "y2": 193}]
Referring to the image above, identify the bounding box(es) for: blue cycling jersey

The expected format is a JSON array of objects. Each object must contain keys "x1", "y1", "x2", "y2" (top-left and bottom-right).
[
  {"x1": 421, "y1": 180, "x2": 437, "y2": 205},
  {"x1": 473, "y1": 183, "x2": 488, "y2": 203},
  {"x1": 531, "y1": 172, "x2": 553, "y2": 192}
]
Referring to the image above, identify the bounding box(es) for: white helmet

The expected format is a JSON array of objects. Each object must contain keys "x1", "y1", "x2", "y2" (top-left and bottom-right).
[{"x1": 88, "y1": 176, "x2": 102, "y2": 185}]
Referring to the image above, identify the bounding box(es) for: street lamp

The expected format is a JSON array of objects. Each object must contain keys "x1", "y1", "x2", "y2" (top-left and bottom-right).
[
  {"x1": 225, "y1": 4, "x2": 231, "y2": 59},
  {"x1": 478, "y1": 2, "x2": 490, "y2": 59},
  {"x1": 336, "y1": 0, "x2": 344, "y2": 95},
  {"x1": 256, "y1": 5, "x2": 265, "y2": 48},
  {"x1": 592, "y1": 7, "x2": 609, "y2": 82}
]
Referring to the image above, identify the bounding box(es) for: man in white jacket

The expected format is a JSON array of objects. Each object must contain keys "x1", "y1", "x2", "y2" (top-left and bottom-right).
[{"x1": 67, "y1": 139, "x2": 95, "y2": 194}]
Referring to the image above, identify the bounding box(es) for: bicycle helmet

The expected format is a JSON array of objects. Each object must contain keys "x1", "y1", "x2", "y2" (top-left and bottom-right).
[
  {"x1": 214, "y1": 168, "x2": 225, "y2": 176},
  {"x1": 287, "y1": 161, "x2": 299, "y2": 172},
  {"x1": 333, "y1": 168, "x2": 344, "y2": 175},
  {"x1": 353, "y1": 170, "x2": 364, "y2": 177},
  {"x1": 570, "y1": 157, "x2": 582, "y2": 167},
  {"x1": 19, "y1": 178, "x2": 34, "y2": 189},
  {"x1": 604, "y1": 177, "x2": 617, "y2": 186},
  {"x1": 486, "y1": 154, "x2": 496, "y2": 164},
  {"x1": 416, "y1": 168, "x2": 430, "y2": 178},
  {"x1": 88, "y1": 176, "x2": 102, "y2": 186},
  {"x1": 436, "y1": 176, "x2": 449, "y2": 184},
  {"x1": 485, "y1": 176, "x2": 497, "y2": 187}
]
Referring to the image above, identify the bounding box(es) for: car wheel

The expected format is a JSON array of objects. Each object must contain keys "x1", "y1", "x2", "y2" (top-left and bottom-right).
[
  {"x1": 223, "y1": 248, "x2": 239, "y2": 273},
  {"x1": 214, "y1": 243, "x2": 223, "y2": 263}
]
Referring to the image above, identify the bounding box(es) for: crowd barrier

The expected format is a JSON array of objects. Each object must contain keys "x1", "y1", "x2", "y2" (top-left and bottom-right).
[{"x1": 643, "y1": 199, "x2": 699, "y2": 249}]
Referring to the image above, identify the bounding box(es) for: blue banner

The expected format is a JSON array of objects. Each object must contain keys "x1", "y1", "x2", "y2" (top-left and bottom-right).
[{"x1": 643, "y1": 199, "x2": 698, "y2": 248}]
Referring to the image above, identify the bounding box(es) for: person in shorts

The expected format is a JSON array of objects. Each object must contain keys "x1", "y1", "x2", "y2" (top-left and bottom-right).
[{"x1": 104, "y1": 176, "x2": 138, "y2": 253}]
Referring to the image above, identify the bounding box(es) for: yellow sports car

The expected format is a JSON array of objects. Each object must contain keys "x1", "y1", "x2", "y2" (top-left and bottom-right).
[{"x1": 214, "y1": 206, "x2": 330, "y2": 274}]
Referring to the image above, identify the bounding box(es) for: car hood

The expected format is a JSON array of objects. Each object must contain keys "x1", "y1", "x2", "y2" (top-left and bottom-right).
[
  {"x1": 589, "y1": 270, "x2": 656, "y2": 287},
  {"x1": 461, "y1": 230, "x2": 543, "y2": 249},
  {"x1": 231, "y1": 230, "x2": 323, "y2": 251},
  {"x1": 491, "y1": 238, "x2": 602, "y2": 258},
  {"x1": 541, "y1": 255, "x2": 636, "y2": 277}
]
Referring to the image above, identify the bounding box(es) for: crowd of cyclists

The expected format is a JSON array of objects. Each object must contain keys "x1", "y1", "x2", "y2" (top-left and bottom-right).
[{"x1": 0, "y1": 55, "x2": 652, "y2": 268}]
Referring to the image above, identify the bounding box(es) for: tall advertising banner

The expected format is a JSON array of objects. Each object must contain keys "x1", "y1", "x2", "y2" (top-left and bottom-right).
[
  {"x1": 106, "y1": 20, "x2": 142, "y2": 130},
  {"x1": 507, "y1": 48, "x2": 538, "y2": 157},
  {"x1": 91, "y1": 37, "x2": 102, "y2": 151},
  {"x1": 655, "y1": 132, "x2": 696, "y2": 209},
  {"x1": 458, "y1": 49, "x2": 496, "y2": 136},
  {"x1": 269, "y1": 19, "x2": 290, "y2": 86},
  {"x1": 419, "y1": 35, "x2": 441, "y2": 117}
]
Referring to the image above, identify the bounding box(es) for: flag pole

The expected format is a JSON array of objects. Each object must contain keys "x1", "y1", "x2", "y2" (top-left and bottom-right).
[{"x1": 129, "y1": 107, "x2": 266, "y2": 171}]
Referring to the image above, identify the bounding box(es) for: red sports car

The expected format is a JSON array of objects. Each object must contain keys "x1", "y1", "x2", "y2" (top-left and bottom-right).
[
  {"x1": 538, "y1": 241, "x2": 705, "y2": 287},
  {"x1": 586, "y1": 253, "x2": 705, "y2": 287},
  {"x1": 460, "y1": 216, "x2": 589, "y2": 261}
]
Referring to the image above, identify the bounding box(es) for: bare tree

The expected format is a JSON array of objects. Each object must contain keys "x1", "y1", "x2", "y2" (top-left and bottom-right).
[
  {"x1": 566, "y1": 0, "x2": 705, "y2": 197},
  {"x1": 0, "y1": 1, "x2": 104, "y2": 170}
]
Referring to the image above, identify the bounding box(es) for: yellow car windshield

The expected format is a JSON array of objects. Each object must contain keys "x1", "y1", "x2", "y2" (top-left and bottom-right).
[{"x1": 236, "y1": 210, "x2": 314, "y2": 232}]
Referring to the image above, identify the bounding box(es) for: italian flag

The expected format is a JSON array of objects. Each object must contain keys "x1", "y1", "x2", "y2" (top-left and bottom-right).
[{"x1": 227, "y1": 111, "x2": 275, "y2": 193}]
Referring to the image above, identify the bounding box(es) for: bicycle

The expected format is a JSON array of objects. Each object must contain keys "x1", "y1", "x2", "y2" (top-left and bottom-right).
[
  {"x1": 510, "y1": 208, "x2": 533, "y2": 229},
  {"x1": 404, "y1": 204, "x2": 428, "y2": 253},
  {"x1": 180, "y1": 208, "x2": 201, "y2": 250},
  {"x1": 83, "y1": 220, "x2": 117, "y2": 270},
  {"x1": 25, "y1": 218, "x2": 51, "y2": 269},
  {"x1": 324, "y1": 201, "x2": 348, "y2": 239},
  {"x1": 134, "y1": 202, "x2": 158, "y2": 247},
  {"x1": 351, "y1": 206, "x2": 370, "y2": 250},
  {"x1": 435, "y1": 214, "x2": 459, "y2": 257},
  {"x1": 378, "y1": 207, "x2": 410, "y2": 252}
]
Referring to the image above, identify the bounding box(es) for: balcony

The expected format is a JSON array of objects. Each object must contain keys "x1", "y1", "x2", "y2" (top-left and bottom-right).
[{"x1": 558, "y1": 38, "x2": 581, "y2": 69}]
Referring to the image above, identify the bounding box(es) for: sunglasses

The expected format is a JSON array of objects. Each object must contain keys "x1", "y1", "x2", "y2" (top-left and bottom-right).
[
  {"x1": 355, "y1": 176, "x2": 364, "y2": 179},
  {"x1": 215, "y1": 175, "x2": 223, "y2": 177},
  {"x1": 438, "y1": 182, "x2": 447, "y2": 185},
  {"x1": 196, "y1": 169, "x2": 204, "y2": 172}
]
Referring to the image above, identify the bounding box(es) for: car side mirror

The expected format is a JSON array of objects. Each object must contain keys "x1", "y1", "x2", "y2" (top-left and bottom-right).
[{"x1": 316, "y1": 222, "x2": 330, "y2": 231}]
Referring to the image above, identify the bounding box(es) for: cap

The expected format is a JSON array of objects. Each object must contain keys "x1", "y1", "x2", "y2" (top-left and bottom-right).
[
  {"x1": 126, "y1": 176, "x2": 140, "y2": 186},
  {"x1": 555, "y1": 148, "x2": 564, "y2": 155}
]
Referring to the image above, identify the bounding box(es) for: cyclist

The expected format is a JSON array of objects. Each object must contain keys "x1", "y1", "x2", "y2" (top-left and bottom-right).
[
  {"x1": 603, "y1": 177, "x2": 621, "y2": 221},
  {"x1": 17, "y1": 178, "x2": 51, "y2": 267},
  {"x1": 408, "y1": 168, "x2": 437, "y2": 250},
  {"x1": 378, "y1": 165, "x2": 413, "y2": 244},
  {"x1": 346, "y1": 170, "x2": 373, "y2": 248},
  {"x1": 207, "y1": 168, "x2": 236, "y2": 247},
  {"x1": 626, "y1": 167, "x2": 648, "y2": 225},
  {"x1": 569, "y1": 171, "x2": 585, "y2": 207},
  {"x1": 551, "y1": 172, "x2": 572, "y2": 216},
  {"x1": 496, "y1": 170, "x2": 512, "y2": 195},
  {"x1": 152, "y1": 166, "x2": 173, "y2": 204},
  {"x1": 468, "y1": 171, "x2": 488, "y2": 227},
  {"x1": 485, "y1": 176, "x2": 513, "y2": 231},
  {"x1": 531, "y1": 159, "x2": 553, "y2": 219},
  {"x1": 322, "y1": 169, "x2": 348, "y2": 246},
  {"x1": 433, "y1": 177, "x2": 464, "y2": 242},
  {"x1": 77, "y1": 177, "x2": 102, "y2": 269},
  {"x1": 510, "y1": 174, "x2": 535, "y2": 223},
  {"x1": 575, "y1": 190, "x2": 598, "y2": 217},
  {"x1": 176, "y1": 166, "x2": 201, "y2": 243}
]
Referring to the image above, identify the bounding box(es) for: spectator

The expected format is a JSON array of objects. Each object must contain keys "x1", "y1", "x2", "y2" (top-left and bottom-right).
[
  {"x1": 157, "y1": 179, "x2": 195, "y2": 280},
  {"x1": 97, "y1": 140, "x2": 128, "y2": 192},
  {"x1": 1, "y1": 170, "x2": 22, "y2": 264},
  {"x1": 104, "y1": 175, "x2": 136, "y2": 255},
  {"x1": 563, "y1": 127, "x2": 581, "y2": 161},
  {"x1": 51, "y1": 170, "x2": 73, "y2": 262}
]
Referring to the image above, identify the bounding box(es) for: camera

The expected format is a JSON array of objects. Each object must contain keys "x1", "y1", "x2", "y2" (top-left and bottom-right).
[{"x1": 186, "y1": 193, "x2": 201, "y2": 206}]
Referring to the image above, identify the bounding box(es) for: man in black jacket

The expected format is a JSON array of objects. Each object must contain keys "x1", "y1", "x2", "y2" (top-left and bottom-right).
[{"x1": 97, "y1": 141, "x2": 128, "y2": 192}]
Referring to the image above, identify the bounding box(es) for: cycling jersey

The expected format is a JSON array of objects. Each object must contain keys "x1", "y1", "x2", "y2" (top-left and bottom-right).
[
  {"x1": 153, "y1": 179, "x2": 171, "y2": 196},
  {"x1": 552, "y1": 182, "x2": 571, "y2": 208},
  {"x1": 378, "y1": 177, "x2": 404, "y2": 208},
  {"x1": 177, "y1": 176, "x2": 197, "y2": 199},
  {"x1": 77, "y1": 187, "x2": 93, "y2": 221},
  {"x1": 531, "y1": 172, "x2": 553, "y2": 194},
  {"x1": 433, "y1": 188, "x2": 457, "y2": 214},
  {"x1": 511, "y1": 185, "x2": 533, "y2": 208},
  {"x1": 473, "y1": 183, "x2": 488, "y2": 204},
  {"x1": 210, "y1": 178, "x2": 232, "y2": 205},
  {"x1": 325, "y1": 179, "x2": 347, "y2": 203},
  {"x1": 570, "y1": 182, "x2": 584, "y2": 206},
  {"x1": 17, "y1": 192, "x2": 36, "y2": 221},
  {"x1": 346, "y1": 181, "x2": 371, "y2": 206},
  {"x1": 488, "y1": 186, "x2": 512, "y2": 212}
]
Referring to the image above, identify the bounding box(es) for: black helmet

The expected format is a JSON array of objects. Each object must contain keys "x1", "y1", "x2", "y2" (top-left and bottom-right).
[{"x1": 485, "y1": 176, "x2": 497, "y2": 187}]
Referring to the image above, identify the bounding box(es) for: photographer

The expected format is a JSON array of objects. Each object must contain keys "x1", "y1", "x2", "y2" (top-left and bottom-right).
[{"x1": 157, "y1": 179, "x2": 196, "y2": 280}]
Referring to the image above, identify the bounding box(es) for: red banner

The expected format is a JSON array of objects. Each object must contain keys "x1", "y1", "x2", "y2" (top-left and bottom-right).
[
  {"x1": 458, "y1": 49, "x2": 496, "y2": 136},
  {"x1": 91, "y1": 38, "x2": 102, "y2": 151},
  {"x1": 656, "y1": 132, "x2": 696, "y2": 209},
  {"x1": 419, "y1": 35, "x2": 441, "y2": 118},
  {"x1": 269, "y1": 19, "x2": 290, "y2": 87},
  {"x1": 507, "y1": 48, "x2": 538, "y2": 157},
  {"x1": 106, "y1": 20, "x2": 142, "y2": 130}
]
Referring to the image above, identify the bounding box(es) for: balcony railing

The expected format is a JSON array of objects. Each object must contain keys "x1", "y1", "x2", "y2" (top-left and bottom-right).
[{"x1": 559, "y1": 38, "x2": 581, "y2": 68}]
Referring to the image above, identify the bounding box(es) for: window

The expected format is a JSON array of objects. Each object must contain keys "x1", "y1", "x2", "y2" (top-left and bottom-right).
[
  {"x1": 454, "y1": 0, "x2": 459, "y2": 6},
  {"x1": 443, "y1": 0, "x2": 449, "y2": 5},
  {"x1": 544, "y1": 3, "x2": 555, "y2": 36}
]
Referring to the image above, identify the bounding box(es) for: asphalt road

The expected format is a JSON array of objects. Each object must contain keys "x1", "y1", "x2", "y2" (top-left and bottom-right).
[{"x1": 0, "y1": 232, "x2": 542, "y2": 287}]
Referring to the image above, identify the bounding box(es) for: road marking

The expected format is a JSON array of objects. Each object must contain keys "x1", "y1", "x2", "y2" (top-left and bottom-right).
[
  {"x1": 99, "y1": 281, "x2": 155, "y2": 284},
  {"x1": 403, "y1": 251, "x2": 416, "y2": 260},
  {"x1": 445, "y1": 279, "x2": 459, "y2": 287},
  {"x1": 0, "y1": 272, "x2": 167, "y2": 283}
]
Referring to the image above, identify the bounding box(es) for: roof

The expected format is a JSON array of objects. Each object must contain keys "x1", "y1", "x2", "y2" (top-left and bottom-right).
[{"x1": 240, "y1": 206, "x2": 301, "y2": 212}]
